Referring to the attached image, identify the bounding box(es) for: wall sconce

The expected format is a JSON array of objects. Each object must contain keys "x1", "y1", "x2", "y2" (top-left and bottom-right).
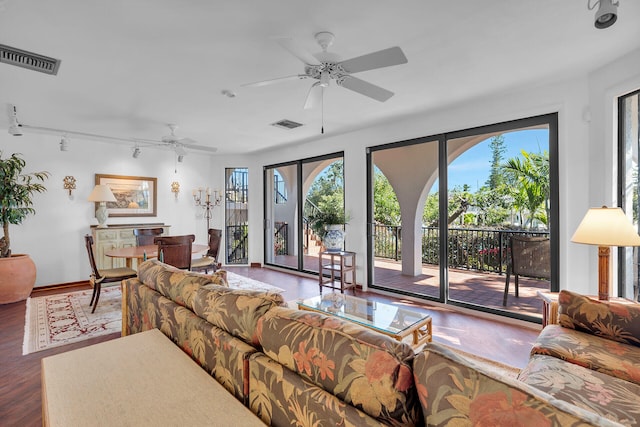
[
  {"x1": 171, "y1": 181, "x2": 180, "y2": 198},
  {"x1": 193, "y1": 187, "x2": 222, "y2": 230},
  {"x1": 63, "y1": 175, "x2": 76, "y2": 198}
]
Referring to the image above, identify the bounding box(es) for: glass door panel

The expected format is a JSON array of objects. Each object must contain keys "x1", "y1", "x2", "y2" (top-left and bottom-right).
[
  {"x1": 369, "y1": 140, "x2": 441, "y2": 299},
  {"x1": 264, "y1": 163, "x2": 298, "y2": 269},
  {"x1": 446, "y1": 127, "x2": 551, "y2": 319},
  {"x1": 225, "y1": 168, "x2": 248, "y2": 264}
]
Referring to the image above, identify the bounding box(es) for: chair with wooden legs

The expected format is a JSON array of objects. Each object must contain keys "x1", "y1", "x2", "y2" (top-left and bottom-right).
[
  {"x1": 133, "y1": 227, "x2": 164, "y2": 246},
  {"x1": 84, "y1": 235, "x2": 137, "y2": 313},
  {"x1": 191, "y1": 228, "x2": 222, "y2": 273},
  {"x1": 503, "y1": 235, "x2": 551, "y2": 306},
  {"x1": 154, "y1": 235, "x2": 195, "y2": 270}
]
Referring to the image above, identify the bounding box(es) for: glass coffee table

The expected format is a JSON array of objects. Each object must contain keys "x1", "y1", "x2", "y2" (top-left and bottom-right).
[{"x1": 298, "y1": 293, "x2": 432, "y2": 349}]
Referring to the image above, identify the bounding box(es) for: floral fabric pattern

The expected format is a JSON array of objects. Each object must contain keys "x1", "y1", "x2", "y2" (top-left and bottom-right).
[
  {"x1": 413, "y1": 343, "x2": 619, "y2": 427},
  {"x1": 256, "y1": 307, "x2": 420, "y2": 426},
  {"x1": 123, "y1": 278, "x2": 256, "y2": 402},
  {"x1": 519, "y1": 354, "x2": 640, "y2": 426},
  {"x1": 531, "y1": 325, "x2": 640, "y2": 386},
  {"x1": 558, "y1": 290, "x2": 640, "y2": 347},
  {"x1": 192, "y1": 285, "x2": 285, "y2": 347}
]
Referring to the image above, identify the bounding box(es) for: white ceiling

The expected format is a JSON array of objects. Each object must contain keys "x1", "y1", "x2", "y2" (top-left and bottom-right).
[{"x1": 1, "y1": 0, "x2": 639, "y2": 155}]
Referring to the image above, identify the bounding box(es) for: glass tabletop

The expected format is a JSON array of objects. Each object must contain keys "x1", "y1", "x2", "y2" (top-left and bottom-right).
[{"x1": 298, "y1": 293, "x2": 430, "y2": 336}]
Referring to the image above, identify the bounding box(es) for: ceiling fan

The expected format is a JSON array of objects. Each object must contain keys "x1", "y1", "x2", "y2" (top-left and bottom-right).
[
  {"x1": 243, "y1": 32, "x2": 408, "y2": 109},
  {"x1": 157, "y1": 124, "x2": 217, "y2": 155}
]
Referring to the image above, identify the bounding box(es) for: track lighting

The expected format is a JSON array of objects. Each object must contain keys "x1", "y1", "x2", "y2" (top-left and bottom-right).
[
  {"x1": 132, "y1": 147, "x2": 141, "y2": 158},
  {"x1": 8, "y1": 104, "x2": 22, "y2": 136},
  {"x1": 177, "y1": 155, "x2": 184, "y2": 163},
  {"x1": 589, "y1": 0, "x2": 619, "y2": 29},
  {"x1": 60, "y1": 136, "x2": 69, "y2": 151}
]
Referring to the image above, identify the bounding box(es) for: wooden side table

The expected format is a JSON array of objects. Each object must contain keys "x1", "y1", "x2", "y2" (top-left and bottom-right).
[{"x1": 319, "y1": 251, "x2": 356, "y2": 294}]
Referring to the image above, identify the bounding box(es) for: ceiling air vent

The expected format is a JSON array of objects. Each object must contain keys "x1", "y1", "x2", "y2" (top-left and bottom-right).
[
  {"x1": 271, "y1": 119, "x2": 303, "y2": 130},
  {"x1": 0, "y1": 44, "x2": 61, "y2": 75}
]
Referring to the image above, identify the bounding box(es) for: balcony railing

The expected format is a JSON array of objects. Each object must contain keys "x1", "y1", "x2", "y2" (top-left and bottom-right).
[{"x1": 374, "y1": 224, "x2": 549, "y2": 274}]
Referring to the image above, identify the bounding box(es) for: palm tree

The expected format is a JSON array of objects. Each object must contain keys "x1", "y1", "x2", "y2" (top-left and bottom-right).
[{"x1": 503, "y1": 150, "x2": 549, "y2": 229}]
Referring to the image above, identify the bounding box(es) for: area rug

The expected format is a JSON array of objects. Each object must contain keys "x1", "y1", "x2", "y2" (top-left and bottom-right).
[
  {"x1": 226, "y1": 271, "x2": 285, "y2": 293},
  {"x1": 22, "y1": 273, "x2": 285, "y2": 355},
  {"x1": 22, "y1": 287, "x2": 122, "y2": 355}
]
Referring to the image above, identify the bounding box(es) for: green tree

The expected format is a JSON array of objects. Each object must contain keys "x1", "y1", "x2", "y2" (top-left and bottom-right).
[
  {"x1": 486, "y1": 135, "x2": 506, "y2": 189},
  {"x1": 373, "y1": 170, "x2": 400, "y2": 225},
  {"x1": 503, "y1": 150, "x2": 549, "y2": 229}
]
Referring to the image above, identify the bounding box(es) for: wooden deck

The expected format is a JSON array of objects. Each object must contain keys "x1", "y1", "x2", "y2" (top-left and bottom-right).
[{"x1": 273, "y1": 255, "x2": 548, "y2": 319}]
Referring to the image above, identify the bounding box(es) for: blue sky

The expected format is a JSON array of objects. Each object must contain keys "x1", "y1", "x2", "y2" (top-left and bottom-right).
[{"x1": 447, "y1": 129, "x2": 549, "y2": 191}]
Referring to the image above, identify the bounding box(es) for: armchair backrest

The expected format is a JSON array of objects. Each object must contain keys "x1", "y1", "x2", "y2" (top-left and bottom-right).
[
  {"x1": 84, "y1": 234, "x2": 102, "y2": 280},
  {"x1": 510, "y1": 236, "x2": 551, "y2": 280},
  {"x1": 133, "y1": 227, "x2": 164, "y2": 246},
  {"x1": 207, "y1": 228, "x2": 222, "y2": 259}
]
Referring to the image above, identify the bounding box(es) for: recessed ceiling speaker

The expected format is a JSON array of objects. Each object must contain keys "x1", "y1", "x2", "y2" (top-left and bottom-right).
[{"x1": 590, "y1": 0, "x2": 619, "y2": 29}]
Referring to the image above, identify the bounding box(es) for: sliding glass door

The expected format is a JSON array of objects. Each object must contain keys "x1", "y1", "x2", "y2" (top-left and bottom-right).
[
  {"x1": 367, "y1": 114, "x2": 558, "y2": 322},
  {"x1": 264, "y1": 153, "x2": 344, "y2": 273}
]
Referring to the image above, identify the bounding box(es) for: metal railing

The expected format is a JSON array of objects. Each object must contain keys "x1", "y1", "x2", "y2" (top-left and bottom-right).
[
  {"x1": 274, "y1": 222, "x2": 288, "y2": 255},
  {"x1": 226, "y1": 225, "x2": 248, "y2": 264},
  {"x1": 374, "y1": 224, "x2": 549, "y2": 274}
]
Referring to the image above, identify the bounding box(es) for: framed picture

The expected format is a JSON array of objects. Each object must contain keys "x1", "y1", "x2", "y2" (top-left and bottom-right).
[{"x1": 95, "y1": 174, "x2": 157, "y2": 217}]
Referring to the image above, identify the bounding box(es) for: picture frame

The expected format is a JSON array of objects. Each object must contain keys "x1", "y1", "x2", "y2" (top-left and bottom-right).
[{"x1": 95, "y1": 174, "x2": 157, "y2": 217}]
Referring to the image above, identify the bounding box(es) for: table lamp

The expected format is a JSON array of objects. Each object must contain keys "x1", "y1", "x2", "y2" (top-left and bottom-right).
[
  {"x1": 88, "y1": 184, "x2": 116, "y2": 228},
  {"x1": 571, "y1": 206, "x2": 640, "y2": 300}
]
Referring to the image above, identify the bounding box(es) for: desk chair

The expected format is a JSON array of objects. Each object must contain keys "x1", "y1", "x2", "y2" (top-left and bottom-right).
[
  {"x1": 154, "y1": 235, "x2": 195, "y2": 270},
  {"x1": 84, "y1": 235, "x2": 137, "y2": 313},
  {"x1": 133, "y1": 227, "x2": 164, "y2": 246},
  {"x1": 191, "y1": 228, "x2": 222, "y2": 273},
  {"x1": 503, "y1": 235, "x2": 551, "y2": 306}
]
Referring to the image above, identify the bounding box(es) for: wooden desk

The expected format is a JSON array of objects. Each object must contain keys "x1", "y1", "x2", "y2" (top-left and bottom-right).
[
  {"x1": 105, "y1": 244, "x2": 208, "y2": 269},
  {"x1": 41, "y1": 329, "x2": 264, "y2": 427},
  {"x1": 318, "y1": 251, "x2": 356, "y2": 294}
]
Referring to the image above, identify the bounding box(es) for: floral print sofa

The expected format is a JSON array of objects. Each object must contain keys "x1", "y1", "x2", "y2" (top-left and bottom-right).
[{"x1": 122, "y1": 260, "x2": 420, "y2": 425}]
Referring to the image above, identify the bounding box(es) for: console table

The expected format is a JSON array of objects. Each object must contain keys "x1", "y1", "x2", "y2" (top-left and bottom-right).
[
  {"x1": 90, "y1": 224, "x2": 170, "y2": 270},
  {"x1": 318, "y1": 251, "x2": 356, "y2": 294},
  {"x1": 41, "y1": 329, "x2": 264, "y2": 426}
]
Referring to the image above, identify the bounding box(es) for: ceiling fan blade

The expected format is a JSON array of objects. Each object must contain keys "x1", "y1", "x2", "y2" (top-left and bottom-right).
[
  {"x1": 276, "y1": 38, "x2": 321, "y2": 66},
  {"x1": 304, "y1": 82, "x2": 323, "y2": 110},
  {"x1": 338, "y1": 76, "x2": 394, "y2": 102},
  {"x1": 181, "y1": 142, "x2": 218, "y2": 153},
  {"x1": 339, "y1": 46, "x2": 408, "y2": 74},
  {"x1": 242, "y1": 74, "x2": 309, "y2": 88}
]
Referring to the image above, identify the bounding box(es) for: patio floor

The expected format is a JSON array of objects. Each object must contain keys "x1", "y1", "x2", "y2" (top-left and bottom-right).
[{"x1": 271, "y1": 254, "x2": 547, "y2": 321}]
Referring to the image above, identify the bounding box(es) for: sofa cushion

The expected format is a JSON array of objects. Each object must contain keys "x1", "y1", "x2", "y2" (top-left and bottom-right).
[
  {"x1": 137, "y1": 259, "x2": 227, "y2": 309},
  {"x1": 558, "y1": 290, "x2": 640, "y2": 347},
  {"x1": 256, "y1": 306, "x2": 420, "y2": 426},
  {"x1": 192, "y1": 285, "x2": 285, "y2": 347},
  {"x1": 413, "y1": 343, "x2": 618, "y2": 427},
  {"x1": 519, "y1": 354, "x2": 640, "y2": 426},
  {"x1": 530, "y1": 324, "x2": 640, "y2": 386}
]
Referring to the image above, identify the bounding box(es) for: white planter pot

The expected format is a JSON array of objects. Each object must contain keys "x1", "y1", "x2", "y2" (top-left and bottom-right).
[{"x1": 323, "y1": 224, "x2": 344, "y2": 252}]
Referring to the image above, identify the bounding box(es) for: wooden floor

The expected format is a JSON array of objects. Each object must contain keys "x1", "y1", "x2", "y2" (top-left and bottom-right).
[{"x1": 0, "y1": 266, "x2": 540, "y2": 426}]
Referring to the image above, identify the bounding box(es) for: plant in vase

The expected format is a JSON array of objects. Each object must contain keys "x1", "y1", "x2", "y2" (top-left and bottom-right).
[
  {"x1": 308, "y1": 199, "x2": 350, "y2": 252},
  {"x1": 0, "y1": 152, "x2": 49, "y2": 304}
]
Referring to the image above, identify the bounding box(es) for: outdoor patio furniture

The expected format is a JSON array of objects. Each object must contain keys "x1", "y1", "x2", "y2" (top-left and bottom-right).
[{"x1": 503, "y1": 236, "x2": 551, "y2": 306}]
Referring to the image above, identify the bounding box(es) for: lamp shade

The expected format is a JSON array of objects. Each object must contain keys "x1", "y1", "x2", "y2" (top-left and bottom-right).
[
  {"x1": 571, "y1": 206, "x2": 640, "y2": 247},
  {"x1": 87, "y1": 184, "x2": 116, "y2": 202}
]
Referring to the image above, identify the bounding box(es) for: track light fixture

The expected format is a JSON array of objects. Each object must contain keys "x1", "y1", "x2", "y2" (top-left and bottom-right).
[
  {"x1": 588, "y1": 0, "x2": 619, "y2": 29},
  {"x1": 132, "y1": 147, "x2": 141, "y2": 158},
  {"x1": 177, "y1": 154, "x2": 184, "y2": 163},
  {"x1": 60, "y1": 136, "x2": 69, "y2": 151},
  {"x1": 8, "y1": 104, "x2": 22, "y2": 136}
]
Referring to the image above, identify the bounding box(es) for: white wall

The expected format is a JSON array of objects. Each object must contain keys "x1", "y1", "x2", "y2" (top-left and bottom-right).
[{"x1": 2, "y1": 47, "x2": 640, "y2": 293}]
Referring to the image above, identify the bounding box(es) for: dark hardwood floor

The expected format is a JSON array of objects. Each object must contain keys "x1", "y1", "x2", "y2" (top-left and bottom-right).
[{"x1": 0, "y1": 266, "x2": 540, "y2": 426}]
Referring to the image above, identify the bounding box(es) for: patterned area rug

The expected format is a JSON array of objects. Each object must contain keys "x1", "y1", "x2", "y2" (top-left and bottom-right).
[
  {"x1": 22, "y1": 287, "x2": 122, "y2": 355},
  {"x1": 22, "y1": 272, "x2": 285, "y2": 355}
]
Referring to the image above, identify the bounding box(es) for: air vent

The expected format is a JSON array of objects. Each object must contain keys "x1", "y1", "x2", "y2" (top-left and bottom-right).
[
  {"x1": 0, "y1": 44, "x2": 61, "y2": 75},
  {"x1": 271, "y1": 119, "x2": 303, "y2": 130}
]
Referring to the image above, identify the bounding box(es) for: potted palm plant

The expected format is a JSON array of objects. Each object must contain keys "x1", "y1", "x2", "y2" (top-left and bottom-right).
[
  {"x1": 0, "y1": 152, "x2": 49, "y2": 304},
  {"x1": 308, "y1": 195, "x2": 350, "y2": 252}
]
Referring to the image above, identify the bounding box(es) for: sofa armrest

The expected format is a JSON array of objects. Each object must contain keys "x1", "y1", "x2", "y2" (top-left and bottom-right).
[{"x1": 413, "y1": 342, "x2": 622, "y2": 427}]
